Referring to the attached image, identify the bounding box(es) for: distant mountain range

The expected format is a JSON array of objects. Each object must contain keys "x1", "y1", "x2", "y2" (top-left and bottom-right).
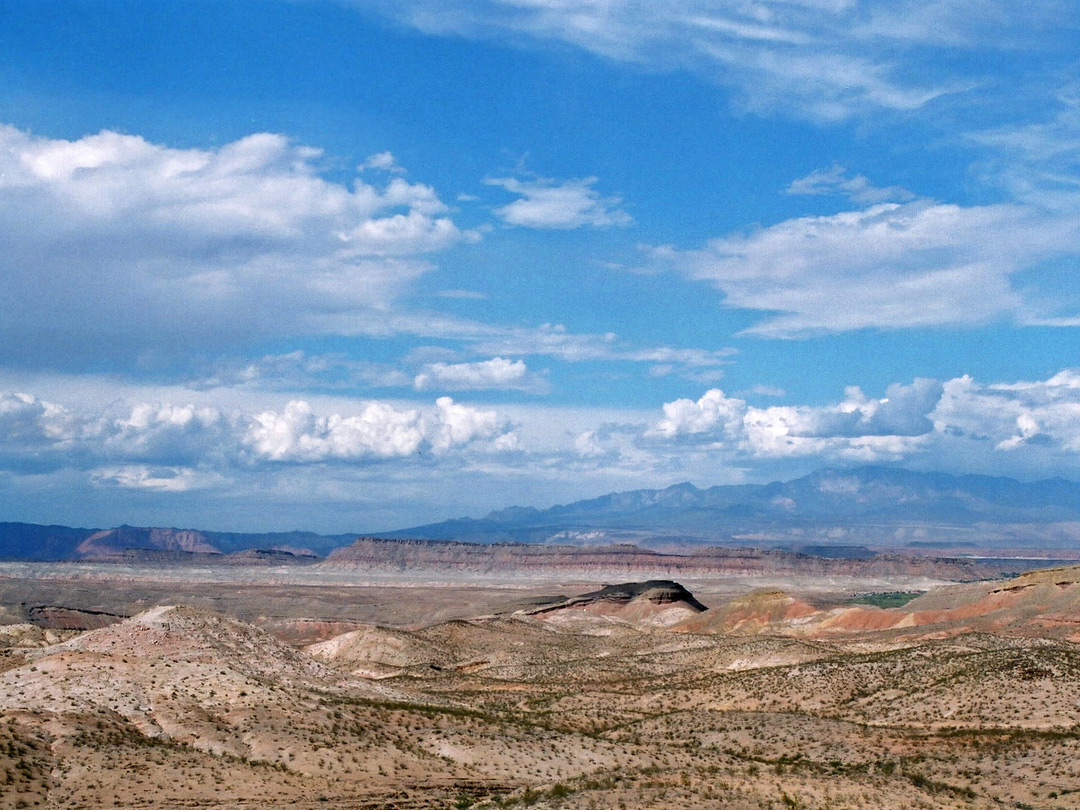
[
  {"x1": 384, "y1": 466, "x2": 1080, "y2": 554},
  {"x1": 0, "y1": 523, "x2": 356, "y2": 562},
  {"x1": 3, "y1": 466, "x2": 1080, "y2": 561}
]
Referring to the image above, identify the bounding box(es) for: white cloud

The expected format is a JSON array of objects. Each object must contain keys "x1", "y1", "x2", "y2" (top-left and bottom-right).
[
  {"x1": 649, "y1": 388, "x2": 748, "y2": 442},
  {"x1": 245, "y1": 400, "x2": 427, "y2": 462},
  {"x1": 651, "y1": 198, "x2": 1080, "y2": 336},
  {"x1": 0, "y1": 124, "x2": 476, "y2": 363},
  {"x1": 359, "y1": 151, "x2": 406, "y2": 173},
  {"x1": 786, "y1": 165, "x2": 915, "y2": 204},
  {"x1": 787, "y1": 379, "x2": 943, "y2": 438},
  {"x1": 0, "y1": 392, "x2": 80, "y2": 448},
  {"x1": 969, "y1": 81, "x2": 1080, "y2": 210},
  {"x1": 413, "y1": 357, "x2": 547, "y2": 392},
  {"x1": 435, "y1": 288, "x2": 489, "y2": 300},
  {"x1": 243, "y1": 397, "x2": 517, "y2": 462},
  {"x1": 0, "y1": 388, "x2": 518, "y2": 475},
  {"x1": 485, "y1": 175, "x2": 631, "y2": 229},
  {"x1": 934, "y1": 370, "x2": 1080, "y2": 453},
  {"x1": 428, "y1": 396, "x2": 518, "y2": 453},
  {"x1": 644, "y1": 382, "x2": 940, "y2": 460},
  {"x1": 747, "y1": 384, "x2": 786, "y2": 398},
  {"x1": 351, "y1": 0, "x2": 1060, "y2": 121},
  {"x1": 473, "y1": 323, "x2": 737, "y2": 370},
  {"x1": 90, "y1": 465, "x2": 225, "y2": 493},
  {"x1": 194, "y1": 351, "x2": 414, "y2": 391},
  {"x1": 105, "y1": 402, "x2": 233, "y2": 465},
  {"x1": 637, "y1": 371, "x2": 1080, "y2": 471},
  {"x1": 3, "y1": 371, "x2": 1080, "y2": 527}
]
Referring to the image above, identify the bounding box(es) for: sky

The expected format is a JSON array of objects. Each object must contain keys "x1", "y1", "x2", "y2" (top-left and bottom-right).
[{"x1": 1, "y1": 0, "x2": 1079, "y2": 533}]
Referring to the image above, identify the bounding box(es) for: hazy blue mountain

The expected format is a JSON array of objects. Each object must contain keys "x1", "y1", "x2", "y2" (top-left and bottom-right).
[
  {"x1": 0, "y1": 522, "x2": 97, "y2": 561},
  {"x1": 4, "y1": 467, "x2": 1080, "y2": 560},
  {"x1": 0, "y1": 522, "x2": 357, "y2": 561},
  {"x1": 382, "y1": 466, "x2": 1080, "y2": 551}
]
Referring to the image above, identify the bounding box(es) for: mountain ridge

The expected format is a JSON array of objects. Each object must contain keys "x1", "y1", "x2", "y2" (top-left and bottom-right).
[
  {"x1": 3, "y1": 466, "x2": 1080, "y2": 561},
  {"x1": 382, "y1": 465, "x2": 1080, "y2": 552}
]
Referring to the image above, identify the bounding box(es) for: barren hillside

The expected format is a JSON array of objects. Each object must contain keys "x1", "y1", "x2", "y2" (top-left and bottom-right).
[{"x1": 3, "y1": 566, "x2": 1080, "y2": 808}]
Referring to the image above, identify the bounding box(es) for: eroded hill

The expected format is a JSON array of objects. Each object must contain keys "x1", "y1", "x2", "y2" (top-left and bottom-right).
[{"x1": 3, "y1": 569, "x2": 1080, "y2": 809}]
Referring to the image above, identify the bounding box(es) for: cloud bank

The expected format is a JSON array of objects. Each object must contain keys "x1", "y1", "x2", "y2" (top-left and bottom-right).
[
  {"x1": 637, "y1": 372, "x2": 1080, "y2": 469},
  {"x1": 4, "y1": 370, "x2": 1080, "y2": 502},
  {"x1": 0, "y1": 391, "x2": 516, "y2": 488}
]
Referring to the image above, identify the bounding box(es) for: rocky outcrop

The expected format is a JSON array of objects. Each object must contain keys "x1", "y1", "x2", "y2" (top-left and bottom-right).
[
  {"x1": 26, "y1": 605, "x2": 128, "y2": 631},
  {"x1": 223, "y1": 548, "x2": 319, "y2": 565},
  {"x1": 525, "y1": 580, "x2": 706, "y2": 614},
  {"x1": 521, "y1": 580, "x2": 708, "y2": 627}
]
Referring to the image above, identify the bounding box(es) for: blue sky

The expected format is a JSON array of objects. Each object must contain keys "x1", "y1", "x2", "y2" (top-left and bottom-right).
[{"x1": 1, "y1": 0, "x2": 1078, "y2": 532}]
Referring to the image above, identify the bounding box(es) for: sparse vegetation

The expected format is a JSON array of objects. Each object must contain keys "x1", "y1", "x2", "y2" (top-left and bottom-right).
[
  {"x1": 845, "y1": 590, "x2": 924, "y2": 609},
  {"x1": 3, "y1": 565, "x2": 1080, "y2": 809}
]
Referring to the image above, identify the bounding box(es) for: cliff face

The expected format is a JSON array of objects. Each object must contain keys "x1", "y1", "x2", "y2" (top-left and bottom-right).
[{"x1": 325, "y1": 536, "x2": 1035, "y2": 580}]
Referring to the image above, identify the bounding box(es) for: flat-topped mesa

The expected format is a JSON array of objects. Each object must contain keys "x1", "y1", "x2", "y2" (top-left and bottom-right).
[
  {"x1": 574, "y1": 580, "x2": 707, "y2": 610},
  {"x1": 323, "y1": 536, "x2": 1033, "y2": 580},
  {"x1": 522, "y1": 580, "x2": 708, "y2": 623}
]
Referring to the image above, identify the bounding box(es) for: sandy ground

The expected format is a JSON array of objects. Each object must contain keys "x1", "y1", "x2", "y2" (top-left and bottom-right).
[{"x1": 3, "y1": 561, "x2": 1079, "y2": 809}]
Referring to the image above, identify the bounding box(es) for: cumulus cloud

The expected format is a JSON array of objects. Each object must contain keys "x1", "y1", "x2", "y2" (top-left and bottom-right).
[
  {"x1": 244, "y1": 398, "x2": 516, "y2": 462},
  {"x1": 485, "y1": 175, "x2": 631, "y2": 229},
  {"x1": 650, "y1": 198, "x2": 1080, "y2": 336},
  {"x1": 245, "y1": 400, "x2": 427, "y2": 462},
  {"x1": 3, "y1": 370, "x2": 1080, "y2": 518},
  {"x1": 639, "y1": 371, "x2": 1080, "y2": 470},
  {"x1": 0, "y1": 390, "x2": 518, "y2": 476},
  {"x1": 649, "y1": 389, "x2": 748, "y2": 442},
  {"x1": 934, "y1": 370, "x2": 1080, "y2": 453},
  {"x1": 789, "y1": 379, "x2": 944, "y2": 438},
  {"x1": 428, "y1": 396, "x2": 518, "y2": 453},
  {"x1": 413, "y1": 357, "x2": 547, "y2": 392},
  {"x1": 0, "y1": 393, "x2": 81, "y2": 448},
  {"x1": 645, "y1": 382, "x2": 941, "y2": 460},
  {"x1": 105, "y1": 402, "x2": 233, "y2": 466},
  {"x1": 0, "y1": 124, "x2": 476, "y2": 365}
]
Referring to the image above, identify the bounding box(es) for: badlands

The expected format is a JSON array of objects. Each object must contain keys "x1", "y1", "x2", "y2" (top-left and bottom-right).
[{"x1": 2, "y1": 554, "x2": 1080, "y2": 809}]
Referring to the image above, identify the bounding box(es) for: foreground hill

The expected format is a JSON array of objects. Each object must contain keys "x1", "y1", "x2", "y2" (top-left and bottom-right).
[
  {"x1": 7, "y1": 565, "x2": 1080, "y2": 808},
  {"x1": 671, "y1": 563, "x2": 1080, "y2": 643}
]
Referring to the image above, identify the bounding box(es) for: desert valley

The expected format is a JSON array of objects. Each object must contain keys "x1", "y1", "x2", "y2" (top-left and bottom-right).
[
  {"x1": 3, "y1": 527, "x2": 1080, "y2": 810},
  {"x1": 6, "y1": 0, "x2": 1080, "y2": 806}
]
